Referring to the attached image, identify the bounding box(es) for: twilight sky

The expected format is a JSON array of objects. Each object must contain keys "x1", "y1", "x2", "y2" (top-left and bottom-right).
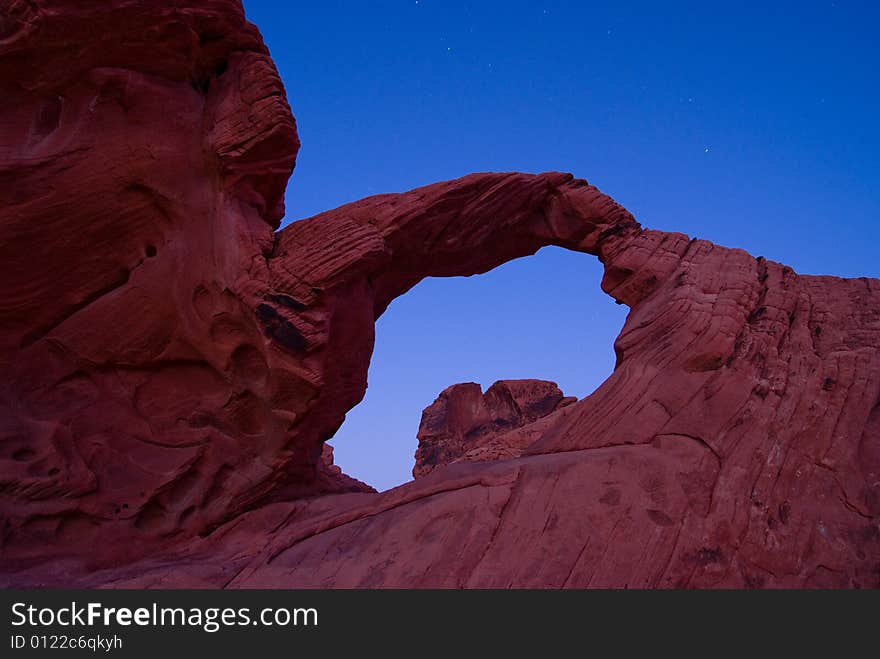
[{"x1": 243, "y1": 0, "x2": 880, "y2": 491}]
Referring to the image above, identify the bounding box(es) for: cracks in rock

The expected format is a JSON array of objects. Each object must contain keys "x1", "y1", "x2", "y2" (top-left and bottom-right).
[
  {"x1": 19, "y1": 269, "x2": 131, "y2": 348},
  {"x1": 804, "y1": 298, "x2": 827, "y2": 360},
  {"x1": 585, "y1": 515, "x2": 626, "y2": 588},
  {"x1": 596, "y1": 222, "x2": 634, "y2": 245},
  {"x1": 467, "y1": 467, "x2": 523, "y2": 580},
  {"x1": 561, "y1": 536, "x2": 592, "y2": 588},
  {"x1": 725, "y1": 256, "x2": 769, "y2": 368},
  {"x1": 819, "y1": 378, "x2": 857, "y2": 467},
  {"x1": 839, "y1": 493, "x2": 876, "y2": 520},
  {"x1": 652, "y1": 398, "x2": 674, "y2": 419},
  {"x1": 653, "y1": 519, "x2": 686, "y2": 587},
  {"x1": 681, "y1": 236, "x2": 700, "y2": 262},
  {"x1": 221, "y1": 563, "x2": 249, "y2": 589},
  {"x1": 811, "y1": 458, "x2": 878, "y2": 520},
  {"x1": 263, "y1": 229, "x2": 281, "y2": 267},
  {"x1": 660, "y1": 431, "x2": 722, "y2": 462}
]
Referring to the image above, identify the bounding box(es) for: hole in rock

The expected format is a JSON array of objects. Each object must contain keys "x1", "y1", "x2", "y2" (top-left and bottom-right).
[
  {"x1": 32, "y1": 96, "x2": 62, "y2": 141},
  {"x1": 329, "y1": 247, "x2": 628, "y2": 492},
  {"x1": 144, "y1": 244, "x2": 157, "y2": 258},
  {"x1": 11, "y1": 448, "x2": 36, "y2": 461}
]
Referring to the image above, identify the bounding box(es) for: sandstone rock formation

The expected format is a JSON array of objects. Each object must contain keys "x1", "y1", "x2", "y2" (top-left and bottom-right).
[
  {"x1": 1, "y1": 0, "x2": 878, "y2": 588},
  {"x1": 414, "y1": 380, "x2": 576, "y2": 478}
]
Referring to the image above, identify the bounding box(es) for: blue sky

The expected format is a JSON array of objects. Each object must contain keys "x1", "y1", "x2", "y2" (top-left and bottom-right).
[{"x1": 243, "y1": 1, "x2": 880, "y2": 490}]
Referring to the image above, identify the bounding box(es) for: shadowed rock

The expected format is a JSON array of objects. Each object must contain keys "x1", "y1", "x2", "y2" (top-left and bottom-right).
[{"x1": 414, "y1": 380, "x2": 577, "y2": 478}]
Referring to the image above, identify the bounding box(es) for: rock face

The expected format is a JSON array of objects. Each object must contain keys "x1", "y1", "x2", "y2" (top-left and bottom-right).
[
  {"x1": 0, "y1": 0, "x2": 346, "y2": 571},
  {"x1": 414, "y1": 380, "x2": 576, "y2": 478},
  {"x1": 1, "y1": 0, "x2": 879, "y2": 588},
  {"x1": 318, "y1": 444, "x2": 375, "y2": 494}
]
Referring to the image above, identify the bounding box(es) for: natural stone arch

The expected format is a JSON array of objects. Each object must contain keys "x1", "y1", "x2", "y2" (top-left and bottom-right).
[{"x1": 261, "y1": 170, "x2": 644, "y2": 498}]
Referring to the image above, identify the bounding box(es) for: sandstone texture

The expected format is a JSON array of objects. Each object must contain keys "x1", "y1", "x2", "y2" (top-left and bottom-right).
[
  {"x1": 1, "y1": 1, "x2": 878, "y2": 588},
  {"x1": 414, "y1": 380, "x2": 576, "y2": 478}
]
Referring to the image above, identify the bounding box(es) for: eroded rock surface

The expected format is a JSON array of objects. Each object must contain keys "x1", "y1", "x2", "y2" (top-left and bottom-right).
[
  {"x1": 1, "y1": 0, "x2": 878, "y2": 588},
  {"x1": 414, "y1": 380, "x2": 576, "y2": 478}
]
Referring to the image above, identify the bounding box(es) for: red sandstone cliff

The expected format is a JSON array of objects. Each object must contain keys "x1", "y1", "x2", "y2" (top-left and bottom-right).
[{"x1": 1, "y1": 1, "x2": 878, "y2": 588}]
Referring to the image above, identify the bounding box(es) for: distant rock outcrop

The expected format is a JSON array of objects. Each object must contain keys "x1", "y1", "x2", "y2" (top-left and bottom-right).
[
  {"x1": 414, "y1": 380, "x2": 577, "y2": 477},
  {"x1": 1, "y1": 0, "x2": 878, "y2": 588}
]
